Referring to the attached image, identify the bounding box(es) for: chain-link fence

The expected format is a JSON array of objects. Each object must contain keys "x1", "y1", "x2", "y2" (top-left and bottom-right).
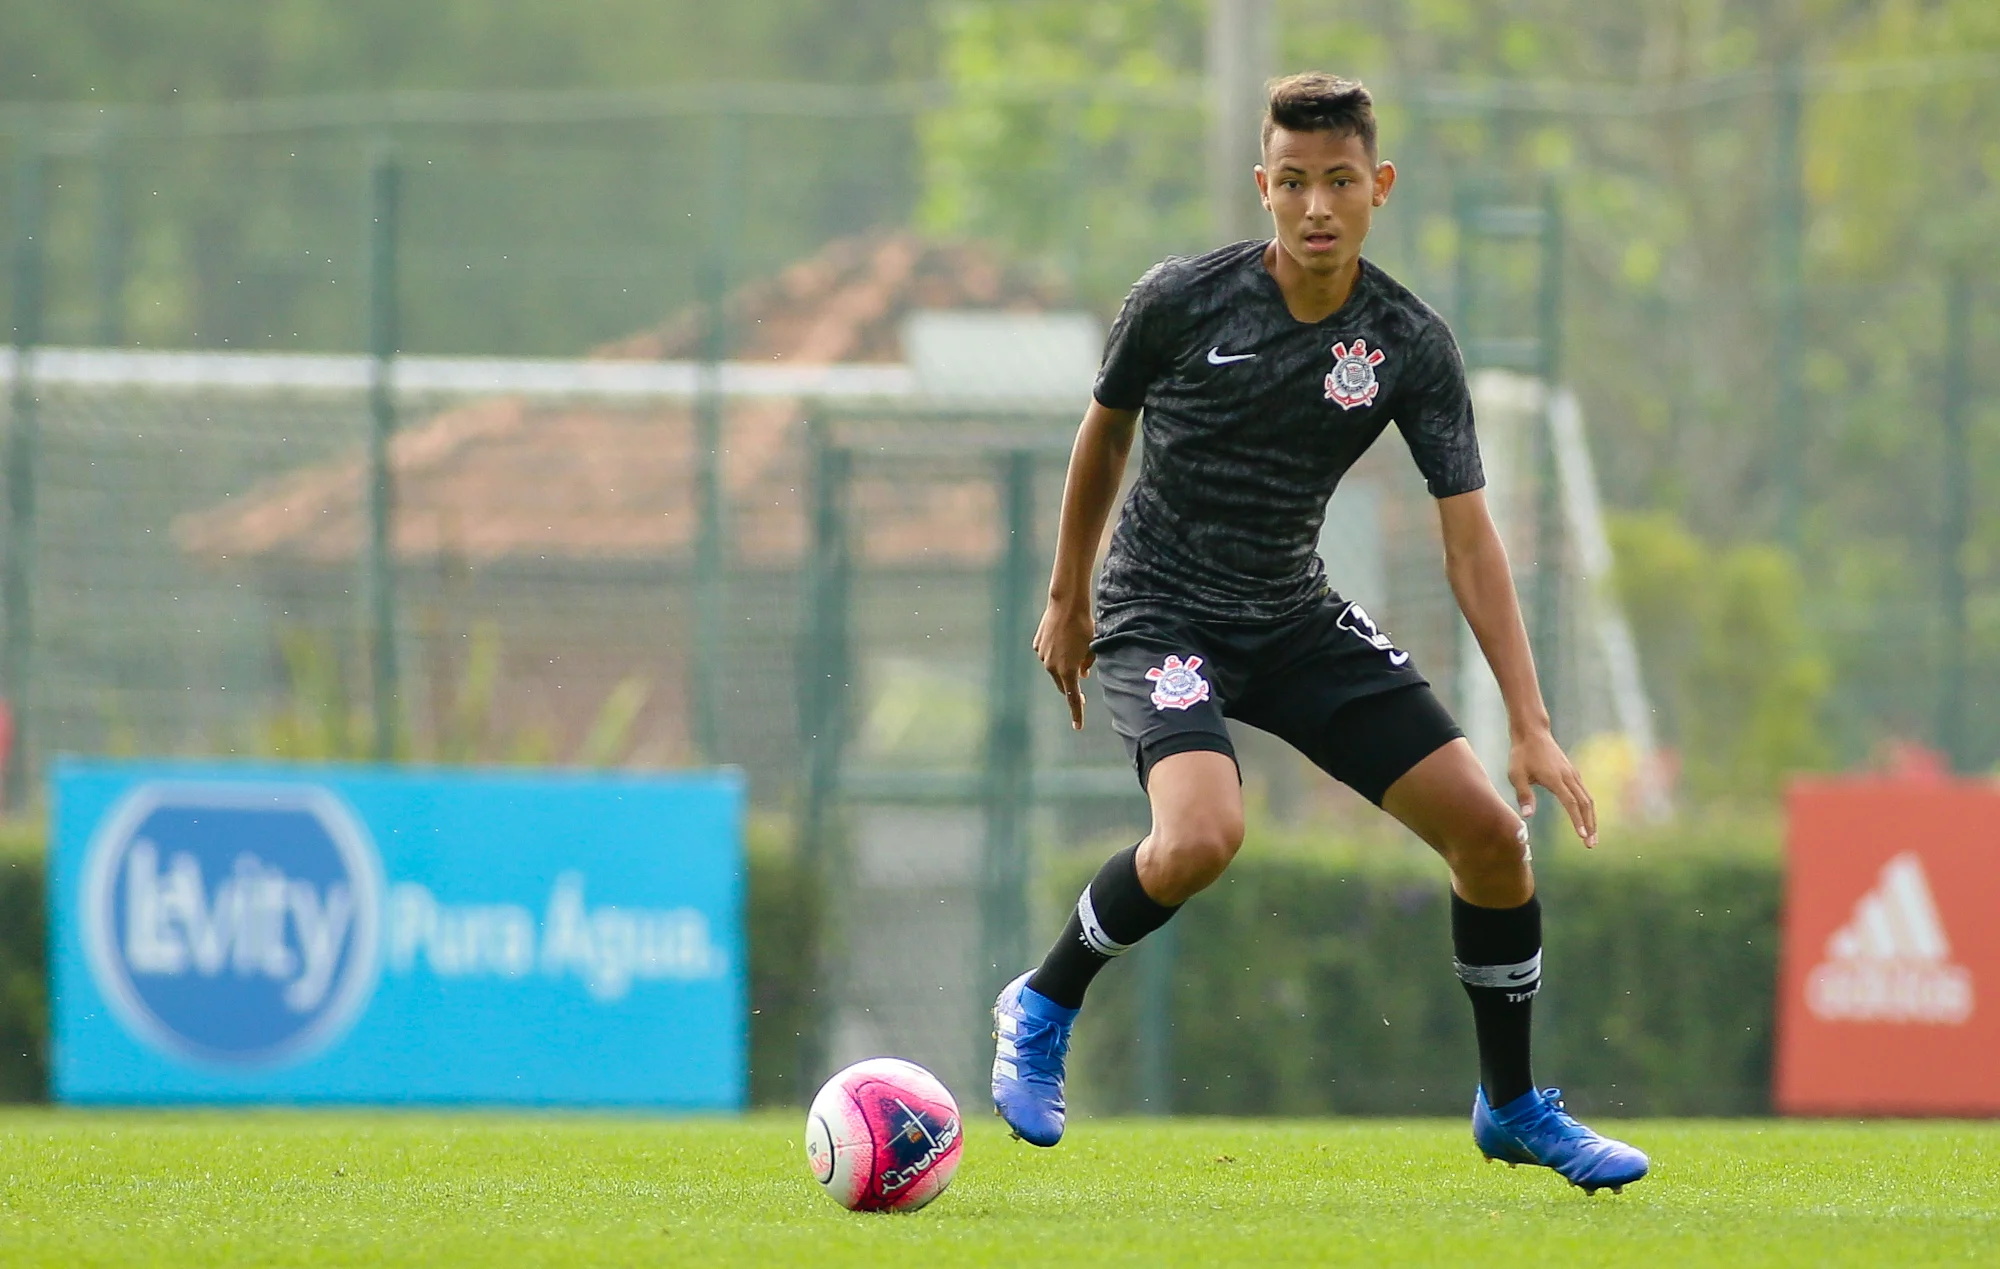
[
  {"x1": 5, "y1": 63, "x2": 1997, "y2": 777},
  {"x1": 0, "y1": 62, "x2": 1996, "y2": 1113},
  {"x1": 0, "y1": 351, "x2": 931, "y2": 798}
]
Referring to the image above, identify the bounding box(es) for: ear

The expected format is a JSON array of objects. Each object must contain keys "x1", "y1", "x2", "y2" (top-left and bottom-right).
[
  {"x1": 1372, "y1": 160, "x2": 1397, "y2": 207},
  {"x1": 1254, "y1": 164, "x2": 1271, "y2": 211}
]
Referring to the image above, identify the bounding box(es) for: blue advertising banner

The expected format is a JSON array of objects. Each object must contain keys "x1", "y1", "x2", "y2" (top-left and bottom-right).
[{"x1": 49, "y1": 760, "x2": 746, "y2": 1107}]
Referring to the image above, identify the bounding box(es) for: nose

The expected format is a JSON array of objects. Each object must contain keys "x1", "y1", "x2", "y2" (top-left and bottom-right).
[{"x1": 1306, "y1": 185, "x2": 1336, "y2": 221}]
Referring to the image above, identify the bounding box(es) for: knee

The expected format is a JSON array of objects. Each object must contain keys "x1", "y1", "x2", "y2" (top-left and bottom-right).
[
  {"x1": 1444, "y1": 809, "x2": 1531, "y2": 879},
  {"x1": 1145, "y1": 809, "x2": 1245, "y2": 903}
]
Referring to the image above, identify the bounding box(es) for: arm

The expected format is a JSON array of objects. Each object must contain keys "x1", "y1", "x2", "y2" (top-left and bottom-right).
[
  {"x1": 1437, "y1": 489, "x2": 1598, "y2": 846},
  {"x1": 1033, "y1": 398, "x2": 1141, "y2": 729}
]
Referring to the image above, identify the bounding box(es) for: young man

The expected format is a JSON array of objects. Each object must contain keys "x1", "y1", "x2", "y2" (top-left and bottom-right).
[{"x1": 990, "y1": 73, "x2": 1648, "y2": 1194}]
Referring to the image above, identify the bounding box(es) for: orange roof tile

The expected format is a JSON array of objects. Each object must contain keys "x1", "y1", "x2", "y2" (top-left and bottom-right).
[{"x1": 176, "y1": 233, "x2": 1072, "y2": 568}]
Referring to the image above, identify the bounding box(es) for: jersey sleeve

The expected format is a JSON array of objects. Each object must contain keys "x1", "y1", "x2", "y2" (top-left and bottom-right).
[
  {"x1": 1394, "y1": 322, "x2": 1486, "y2": 498},
  {"x1": 1092, "y1": 263, "x2": 1177, "y2": 410}
]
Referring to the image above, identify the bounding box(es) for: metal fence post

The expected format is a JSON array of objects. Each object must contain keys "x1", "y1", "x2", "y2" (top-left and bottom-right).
[
  {"x1": 1772, "y1": 58, "x2": 1806, "y2": 548},
  {"x1": 93, "y1": 124, "x2": 126, "y2": 348},
  {"x1": 690, "y1": 111, "x2": 741, "y2": 765},
  {"x1": 2, "y1": 140, "x2": 45, "y2": 809},
  {"x1": 980, "y1": 451, "x2": 1036, "y2": 1007},
  {"x1": 364, "y1": 147, "x2": 401, "y2": 762},
  {"x1": 797, "y1": 419, "x2": 852, "y2": 1094},
  {"x1": 1938, "y1": 273, "x2": 1972, "y2": 772},
  {"x1": 1532, "y1": 178, "x2": 1565, "y2": 740},
  {"x1": 1134, "y1": 920, "x2": 1177, "y2": 1114}
]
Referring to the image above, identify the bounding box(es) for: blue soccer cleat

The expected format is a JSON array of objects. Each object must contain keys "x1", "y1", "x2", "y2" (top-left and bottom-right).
[
  {"x1": 991, "y1": 971, "x2": 1077, "y2": 1147},
  {"x1": 1473, "y1": 1086, "x2": 1651, "y2": 1195}
]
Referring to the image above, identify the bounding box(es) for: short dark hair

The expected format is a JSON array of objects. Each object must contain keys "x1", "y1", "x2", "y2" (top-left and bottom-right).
[{"x1": 1261, "y1": 72, "x2": 1376, "y2": 158}]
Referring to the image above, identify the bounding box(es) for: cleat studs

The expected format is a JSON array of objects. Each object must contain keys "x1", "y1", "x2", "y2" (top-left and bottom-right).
[
  {"x1": 1611, "y1": 1186, "x2": 1623, "y2": 1195},
  {"x1": 1507, "y1": 1162, "x2": 1518, "y2": 1170}
]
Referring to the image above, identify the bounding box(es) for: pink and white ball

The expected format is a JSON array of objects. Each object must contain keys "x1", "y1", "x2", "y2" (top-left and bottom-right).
[{"x1": 804, "y1": 1057, "x2": 963, "y2": 1212}]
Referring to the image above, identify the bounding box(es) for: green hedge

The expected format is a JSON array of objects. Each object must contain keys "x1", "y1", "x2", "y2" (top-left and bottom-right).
[
  {"x1": 0, "y1": 822, "x2": 45, "y2": 1102},
  {"x1": 0, "y1": 813, "x2": 1776, "y2": 1116},
  {"x1": 745, "y1": 815, "x2": 819, "y2": 1108},
  {"x1": 1060, "y1": 814, "x2": 1782, "y2": 1118}
]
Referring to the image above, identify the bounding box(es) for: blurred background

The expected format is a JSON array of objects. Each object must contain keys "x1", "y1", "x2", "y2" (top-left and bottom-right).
[{"x1": 1, "y1": 1, "x2": 1995, "y2": 1118}]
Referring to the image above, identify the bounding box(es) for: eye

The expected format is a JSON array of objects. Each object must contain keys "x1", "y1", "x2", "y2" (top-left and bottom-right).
[{"x1": 1281, "y1": 179, "x2": 1302, "y2": 190}]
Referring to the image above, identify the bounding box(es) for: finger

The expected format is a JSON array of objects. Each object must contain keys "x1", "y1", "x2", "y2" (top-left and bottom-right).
[
  {"x1": 1568, "y1": 773, "x2": 1599, "y2": 846},
  {"x1": 1079, "y1": 648, "x2": 1096, "y2": 679},
  {"x1": 1510, "y1": 772, "x2": 1535, "y2": 819},
  {"x1": 1056, "y1": 667, "x2": 1085, "y2": 729},
  {"x1": 1549, "y1": 774, "x2": 1589, "y2": 843},
  {"x1": 1045, "y1": 665, "x2": 1080, "y2": 722}
]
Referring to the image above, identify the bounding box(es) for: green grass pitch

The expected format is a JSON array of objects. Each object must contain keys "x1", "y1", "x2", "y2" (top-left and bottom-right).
[{"x1": 2, "y1": 1110, "x2": 1993, "y2": 1266}]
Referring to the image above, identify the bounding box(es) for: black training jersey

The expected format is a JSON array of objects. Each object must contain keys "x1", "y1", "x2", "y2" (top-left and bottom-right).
[{"x1": 1091, "y1": 240, "x2": 1483, "y2": 636}]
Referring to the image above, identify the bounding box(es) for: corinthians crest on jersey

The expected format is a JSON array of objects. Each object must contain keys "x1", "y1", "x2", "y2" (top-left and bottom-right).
[
  {"x1": 1324, "y1": 338, "x2": 1386, "y2": 410},
  {"x1": 1146, "y1": 654, "x2": 1210, "y2": 711}
]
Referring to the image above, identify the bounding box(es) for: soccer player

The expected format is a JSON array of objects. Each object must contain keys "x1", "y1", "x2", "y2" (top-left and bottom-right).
[{"x1": 990, "y1": 72, "x2": 1648, "y2": 1194}]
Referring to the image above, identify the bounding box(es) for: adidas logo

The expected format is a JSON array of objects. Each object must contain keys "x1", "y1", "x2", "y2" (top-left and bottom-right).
[{"x1": 1807, "y1": 852, "x2": 1974, "y2": 1025}]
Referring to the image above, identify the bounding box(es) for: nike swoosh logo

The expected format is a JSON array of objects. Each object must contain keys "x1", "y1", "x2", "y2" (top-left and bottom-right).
[
  {"x1": 1207, "y1": 347, "x2": 1256, "y2": 364},
  {"x1": 1505, "y1": 968, "x2": 1537, "y2": 981},
  {"x1": 1388, "y1": 650, "x2": 1410, "y2": 667}
]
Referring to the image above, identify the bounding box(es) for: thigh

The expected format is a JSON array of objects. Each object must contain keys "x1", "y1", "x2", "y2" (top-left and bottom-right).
[
  {"x1": 1093, "y1": 628, "x2": 1241, "y2": 788},
  {"x1": 1143, "y1": 748, "x2": 1246, "y2": 837},
  {"x1": 1132, "y1": 749, "x2": 1246, "y2": 904},
  {"x1": 1298, "y1": 683, "x2": 1467, "y2": 806},
  {"x1": 1379, "y1": 737, "x2": 1533, "y2": 906},
  {"x1": 1227, "y1": 598, "x2": 1434, "y2": 800}
]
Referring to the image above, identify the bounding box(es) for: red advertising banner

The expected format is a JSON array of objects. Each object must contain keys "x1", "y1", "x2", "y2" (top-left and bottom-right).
[{"x1": 1777, "y1": 779, "x2": 2000, "y2": 1116}]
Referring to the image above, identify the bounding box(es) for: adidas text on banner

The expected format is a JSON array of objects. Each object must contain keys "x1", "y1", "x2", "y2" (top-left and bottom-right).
[{"x1": 1807, "y1": 852, "x2": 1973, "y2": 1025}]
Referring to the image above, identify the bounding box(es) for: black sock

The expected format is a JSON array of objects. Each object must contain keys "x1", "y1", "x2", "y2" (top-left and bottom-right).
[
  {"x1": 1451, "y1": 891, "x2": 1541, "y2": 1108},
  {"x1": 1027, "y1": 844, "x2": 1180, "y2": 1009}
]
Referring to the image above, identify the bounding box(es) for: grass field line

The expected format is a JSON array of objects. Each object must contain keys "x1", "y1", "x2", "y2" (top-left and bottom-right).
[{"x1": 2, "y1": 1110, "x2": 1994, "y2": 1267}]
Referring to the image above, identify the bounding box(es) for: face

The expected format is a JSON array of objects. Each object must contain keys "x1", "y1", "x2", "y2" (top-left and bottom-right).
[{"x1": 1255, "y1": 127, "x2": 1395, "y2": 275}]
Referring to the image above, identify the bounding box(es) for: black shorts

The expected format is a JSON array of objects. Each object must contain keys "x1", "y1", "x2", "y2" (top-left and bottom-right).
[{"x1": 1093, "y1": 595, "x2": 1464, "y2": 805}]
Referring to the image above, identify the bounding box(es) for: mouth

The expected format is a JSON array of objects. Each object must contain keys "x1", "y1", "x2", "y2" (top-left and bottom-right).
[{"x1": 1301, "y1": 231, "x2": 1339, "y2": 253}]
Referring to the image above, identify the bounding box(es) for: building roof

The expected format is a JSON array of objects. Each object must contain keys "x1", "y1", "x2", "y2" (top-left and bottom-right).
[{"x1": 174, "y1": 232, "x2": 1072, "y2": 568}]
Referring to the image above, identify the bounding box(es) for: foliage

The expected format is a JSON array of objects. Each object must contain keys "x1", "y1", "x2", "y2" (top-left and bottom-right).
[
  {"x1": 920, "y1": 0, "x2": 2000, "y2": 782},
  {"x1": 0, "y1": 822, "x2": 44, "y2": 1102},
  {"x1": 1057, "y1": 808, "x2": 1782, "y2": 1119},
  {"x1": 1609, "y1": 512, "x2": 1830, "y2": 799},
  {"x1": 239, "y1": 625, "x2": 650, "y2": 769},
  {"x1": 917, "y1": 0, "x2": 1211, "y2": 301},
  {"x1": 3, "y1": 1112, "x2": 1995, "y2": 1265},
  {"x1": 0, "y1": 1, "x2": 937, "y2": 101},
  {"x1": 2, "y1": 3, "x2": 939, "y2": 358},
  {"x1": 8, "y1": 0, "x2": 2000, "y2": 784},
  {"x1": 852, "y1": 657, "x2": 987, "y2": 769},
  {"x1": 746, "y1": 812, "x2": 820, "y2": 1108}
]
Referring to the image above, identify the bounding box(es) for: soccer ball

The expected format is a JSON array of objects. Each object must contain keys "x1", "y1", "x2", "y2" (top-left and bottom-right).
[{"x1": 804, "y1": 1057, "x2": 963, "y2": 1212}]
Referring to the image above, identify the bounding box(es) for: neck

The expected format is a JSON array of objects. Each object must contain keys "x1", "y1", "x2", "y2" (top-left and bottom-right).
[{"x1": 1263, "y1": 240, "x2": 1361, "y2": 323}]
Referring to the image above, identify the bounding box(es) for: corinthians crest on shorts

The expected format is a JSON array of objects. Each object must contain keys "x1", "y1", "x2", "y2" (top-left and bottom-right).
[
  {"x1": 1324, "y1": 338, "x2": 1386, "y2": 410},
  {"x1": 1146, "y1": 654, "x2": 1210, "y2": 711}
]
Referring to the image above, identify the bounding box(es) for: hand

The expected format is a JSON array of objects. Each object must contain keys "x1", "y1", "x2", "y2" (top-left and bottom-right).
[
  {"x1": 1508, "y1": 726, "x2": 1598, "y2": 848},
  {"x1": 1032, "y1": 599, "x2": 1096, "y2": 729}
]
